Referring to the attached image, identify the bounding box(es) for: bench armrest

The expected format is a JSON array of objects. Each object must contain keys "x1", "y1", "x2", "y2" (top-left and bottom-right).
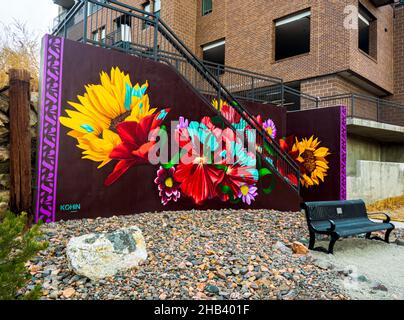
[
  {"x1": 368, "y1": 212, "x2": 391, "y2": 224},
  {"x1": 310, "y1": 219, "x2": 336, "y2": 232},
  {"x1": 327, "y1": 219, "x2": 336, "y2": 231}
]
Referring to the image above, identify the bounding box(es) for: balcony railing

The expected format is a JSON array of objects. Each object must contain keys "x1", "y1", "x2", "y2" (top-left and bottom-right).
[
  {"x1": 52, "y1": 0, "x2": 302, "y2": 193},
  {"x1": 53, "y1": 10, "x2": 68, "y2": 30},
  {"x1": 52, "y1": 0, "x2": 404, "y2": 129},
  {"x1": 295, "y1": 92, "x2": 404, "y2": 127}
]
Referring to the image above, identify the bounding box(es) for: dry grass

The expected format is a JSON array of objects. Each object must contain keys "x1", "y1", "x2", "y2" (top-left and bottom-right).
[
  {"x1": 0, "y1": 20, "x2": 39, "y2": 91},
  {"x1": 367, "y1": 195, "x2": 404, "y2": 222}
]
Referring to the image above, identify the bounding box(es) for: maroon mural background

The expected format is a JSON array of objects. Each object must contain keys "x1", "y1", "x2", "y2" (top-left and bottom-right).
[
  {"x1": 36, "y1": 37, "x2": 302, "y2": 222},
  {"x1": 286, "y1": 106, "x2": 347, "y2": 202}
]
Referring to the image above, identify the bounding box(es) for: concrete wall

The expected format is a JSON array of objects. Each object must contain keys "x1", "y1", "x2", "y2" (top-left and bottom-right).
[
  {"x1": 347, "y1": 134, "x2": 381, "y2": 176},
  {"x1": 347, "y1": 134, "x2": 404, "y2": 202},
  {"x1": 382, "y1": 144, "x2": 404, "y2": 162},
  {"x1": 347, "y1": 160, "x2": 404, "y2": 203}
]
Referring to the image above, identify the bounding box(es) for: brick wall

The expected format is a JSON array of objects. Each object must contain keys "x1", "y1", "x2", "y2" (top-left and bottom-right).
[
  {"x1": 300, "y1": 74, "x2": 404, "y2": 125},
  {"x1": 390, "y1": 5, "x2": 404, "y2": 103},
  {"x1": 64, "y1": 0, "x2": 398, "y2": 98},
  {"x1": 348, "y1": 0, "x2": 394, "y2": 95},
  {"x1": 301, "y1": 74, "x2": 376, "y2": 98},
  {"x1": 121, "y1": 0, "x2": 197, "y2": 51},
  {"x1": 191, "y1": 0, "x2": 394, "y2": 95},
  {"x1": 300, "y1": 74, "x2": 378, "y2": 113}
]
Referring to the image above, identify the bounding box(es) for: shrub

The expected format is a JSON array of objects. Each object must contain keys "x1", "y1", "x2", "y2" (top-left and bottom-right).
[{"x1": 0, "y1": 211, "x2": 48, "y2": 300}]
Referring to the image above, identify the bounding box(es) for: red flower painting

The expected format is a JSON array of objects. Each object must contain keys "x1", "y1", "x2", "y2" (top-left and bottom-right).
[{"x1": 104, "y1": 109, "x2": 170, "y2": 186}]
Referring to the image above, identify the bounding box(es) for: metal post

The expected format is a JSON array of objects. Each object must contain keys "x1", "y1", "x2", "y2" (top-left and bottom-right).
[
  {"x1": 153, "y1": 16, "x2": 159, "y2": 61},
  {"x1": 83, "y1": 0, "x2": 89, "y2": 43},
  {"x1": 280, "y1": 81, "x2": 284, "y2": 108},
  {"x1": 251, "y1": 77, "x2": 255, "y2": 101},
  {"x1": 351, "y1": 95, "x2": 355, "y2": 117},
  {"x1": 63, "y1": 16, "x2": 67, "y2": 38}
]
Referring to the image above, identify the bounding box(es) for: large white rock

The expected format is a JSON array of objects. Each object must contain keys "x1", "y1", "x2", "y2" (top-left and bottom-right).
[{"x1": 66, "y1": 226, "x2": 147, "y2": 281}]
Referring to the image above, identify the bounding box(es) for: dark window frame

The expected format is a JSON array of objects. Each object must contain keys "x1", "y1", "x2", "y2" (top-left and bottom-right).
[
  {"x1": 358, "y1": 3, "x2": 377, "y2": 59},
  {"x1": 142, "y1": 1, "x2": 152, "y2": 29},
  {"x1": 154, "y1": 0, "x2": 161, "y2": 17},
  {"x1": 202, "y1": 0, "x2": 213, "y2": 16},
  {"x1": 274, "y1": 9, "x2": 311, "y2": 62},
  {"x1": 202, "y1": 39, "x2": 226, "y2": 74},
  {"x1": 88, "y1": 0, "x2": 107, "y2": 15}
]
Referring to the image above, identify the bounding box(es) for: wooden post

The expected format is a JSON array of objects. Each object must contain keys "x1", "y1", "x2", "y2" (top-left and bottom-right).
[{"x1": 8, "y1": 69, "x2": 31, "y2": 214}]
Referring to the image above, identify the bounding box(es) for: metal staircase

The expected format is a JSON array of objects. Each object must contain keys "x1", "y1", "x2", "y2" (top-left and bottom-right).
[{"x1": 53, "y1": 0, "x2": 301, "y2": 193}]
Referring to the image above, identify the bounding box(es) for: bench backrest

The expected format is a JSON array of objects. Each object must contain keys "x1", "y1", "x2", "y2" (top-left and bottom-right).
[{"x1": 301, "y1": 200, "x2": 368, "y2": 223}]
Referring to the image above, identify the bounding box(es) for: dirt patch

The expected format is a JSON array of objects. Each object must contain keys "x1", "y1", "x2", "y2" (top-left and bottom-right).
[
  {"x1": 312, "y1": 238, "x2": 404, "y2": 300},
  {"x1": 367, "y1": 195, "x2": 404, "y2": 222}
]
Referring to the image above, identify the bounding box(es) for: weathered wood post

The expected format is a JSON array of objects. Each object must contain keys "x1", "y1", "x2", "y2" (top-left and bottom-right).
[{"x1": 8, "y1": 69, "x2": 31, "y2": 214}]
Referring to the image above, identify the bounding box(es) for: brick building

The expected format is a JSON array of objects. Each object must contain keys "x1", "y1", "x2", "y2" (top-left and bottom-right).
[{"x1": 53, "y1": 0, "x2": 404, "y2": 203}]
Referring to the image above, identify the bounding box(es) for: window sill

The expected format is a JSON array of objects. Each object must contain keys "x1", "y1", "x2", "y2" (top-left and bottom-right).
[
  {"x1": 273, "y1": 52, "x2": 311, "y2": 64},
  {"x1": 359, "y1": 49, "x2": 377, "y2": 63},
  {"x1": 202, "y1": 11, "x2": 213, "y2": 17}
]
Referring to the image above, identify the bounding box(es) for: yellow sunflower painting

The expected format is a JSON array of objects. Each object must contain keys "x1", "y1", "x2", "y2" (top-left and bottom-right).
[
  {"x1": 212, "y1": 98, "x2": 227, "y2": 111},
  {"x1": 291, "y1": 136, "x2": 331, "y2": 188},
  {"x1": 60, "y1": 67, "x2": 157, "y2": 168}
]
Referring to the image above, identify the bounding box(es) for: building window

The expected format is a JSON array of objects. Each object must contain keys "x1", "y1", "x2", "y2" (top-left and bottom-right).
[
  {"x1": 143, "y1": 1, "x2": 152, "y2": 29},
  {"x1": 154, "y1": 0, "x2": 161, "y2": 17},
  {"x1": 100, "y1": 26, "x2": 106, "y2": 44},
  {"x1": 115, "y1": 15, "x2": 132, "y2": 43},
  {"x1": 88, "y1": 0, "x2": 107, "y2": 15},
  {"x1": 202, "y1": 0, "x2": 213, "y2": 16},
  {"x1": 358, "y1": 4, "x2": 377, "y2": 58},
  {"x1": 202, "y1": 39, "x2": 225, "y2": 74},
  {"x1": 275, "y1": 10, "x2": 311, "y2": 61},
  {"x1": 92, "y1": 29, "x2": 99, "y2": 42},
  {"x1": 92, "y1": 26, "x2": 106, "y2": 44}
]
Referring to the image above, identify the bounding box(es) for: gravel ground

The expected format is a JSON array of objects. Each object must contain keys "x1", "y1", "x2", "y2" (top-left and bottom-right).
[{"x1": 21, "y1": 209, "x2": 404, "y2": 300}]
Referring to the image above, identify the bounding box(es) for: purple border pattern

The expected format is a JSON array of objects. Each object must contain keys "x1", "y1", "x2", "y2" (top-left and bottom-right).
[
  {"x1": 339, "y1": 106, "x2": 347, "y2": 200},
  {"x1": 35, "y1": 35, "x2": 64, "y2": 223}
]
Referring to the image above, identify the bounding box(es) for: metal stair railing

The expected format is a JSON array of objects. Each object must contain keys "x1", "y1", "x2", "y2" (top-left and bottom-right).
[{"x1": 52, "y1": 0, "x2": 301, "y2": 192}]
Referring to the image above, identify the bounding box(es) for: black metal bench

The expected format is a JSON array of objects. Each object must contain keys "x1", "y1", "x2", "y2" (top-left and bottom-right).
[{"x1": 301, "y1": 200, "x2": 395, "y2": 254}]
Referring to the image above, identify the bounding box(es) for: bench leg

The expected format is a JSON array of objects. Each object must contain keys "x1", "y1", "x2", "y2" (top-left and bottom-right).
[
  {"x1": 385, "y1": 229, "x2": 393, "y2": 243},
  {"x1": 328, "y1": 234, "x2": 340, "y2": 254},
  {"x1": 309, "y1": 231, "x2": 316, "y2": 250},
  {"x1": 366, "y1": 231, "x2": 392, "y2": 243}
]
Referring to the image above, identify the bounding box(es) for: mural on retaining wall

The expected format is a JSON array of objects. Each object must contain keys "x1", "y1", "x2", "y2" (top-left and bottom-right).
[
  {"x1": 59, "y1": 67, "x2": 281, "y2": 207},
  {"x1": 286, "y1": 106, "x2": 347, "y2": 202},
  {"x1": 35, "y1": 35, "x2": 345, "y2": 222},
  {"x1": 279, "y1": 135, "x2": 331, "y2": 189}
]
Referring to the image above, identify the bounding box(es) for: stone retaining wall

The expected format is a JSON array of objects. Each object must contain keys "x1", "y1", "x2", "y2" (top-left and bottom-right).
[{"x1": 0, "y1": 90, "x2": 38, "y2": 214}]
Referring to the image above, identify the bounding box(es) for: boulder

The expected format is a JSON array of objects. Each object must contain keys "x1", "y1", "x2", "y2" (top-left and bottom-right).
[
  {"x1": 291, "y1": 241, "x2": 309, "y2": 255},
  {"x1": 66, "y1": 226, "x2": 147, "y2": 281}
]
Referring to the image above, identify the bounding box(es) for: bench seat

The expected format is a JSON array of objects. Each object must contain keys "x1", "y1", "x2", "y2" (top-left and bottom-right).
[
  {"x1": 313, "y1": 221, "x2": 394, "y2": 237},
  {"x1": 302, "y1": 200, "x2": 395, "y2": 254}
]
